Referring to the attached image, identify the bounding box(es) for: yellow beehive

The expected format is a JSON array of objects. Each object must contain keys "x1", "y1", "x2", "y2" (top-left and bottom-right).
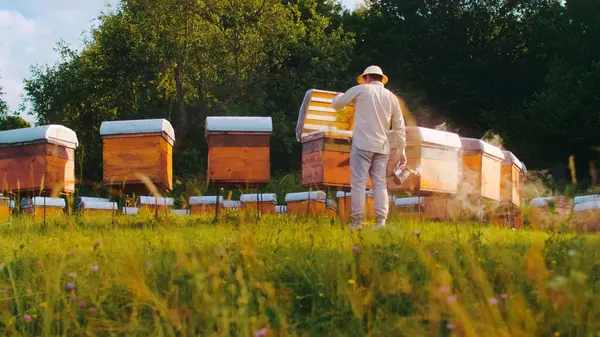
[
  {"x1": 189, "y1": 196, "x2": 223, "y2": 216},
  {"x1": 285, "y1": 191, "x2": 327, "y2": 216},
  {"x1": 21, "y1": 197, "x2": 65, "y2": 218},
  {"x1": 336, "y1": 191, "x2": 375, "y2": 221},
  {"x1": 491, "y1": 151, "x2": 526, "y2": 227},
  {"x1": 206, "y1": 117, "x2": 272, "y2": 187},
  {"x1": 459, "y1": 138, "x2": 504, "y2": 201},
  {"x1": 240, "y1": 193, "x2": 277, "y2": 214},
  {"x1": 0, "y1": 197, "x2": 10, "y2": 222},
  {"x1": 387, "y1": 127, "x2": 461, "y2": 195},
  {"x1": 296, "y1": 89, "x2": 371, "y2": 190},
  {"x1": 101, "y1": 119, "x2": 175, "y2": 194},
  {"x1": 0, "y1": 125, "x2": 78, "y2": 195}
]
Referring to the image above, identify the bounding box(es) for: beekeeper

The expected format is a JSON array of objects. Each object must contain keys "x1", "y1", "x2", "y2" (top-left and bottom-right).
[{"x1": 331, "y1": 65, "x2": 406, "y2": 232}]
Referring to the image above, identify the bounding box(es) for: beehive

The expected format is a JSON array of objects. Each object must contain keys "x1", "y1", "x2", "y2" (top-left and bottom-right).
[
  {"x1": 189, "y1": 196, "x2": 223, "y2": 216},
  {"x1": 100, "y1": 119, "x2": 175, "y2": 193},
  {"x1": 572, "y1": 201, "x2": 600, "y2": 232},
  {"x1": 574, "y1": 194, "x2": 600, "y2": 205},
  {"x1": 0, "y1": 196, "x2": 10, "y2": 222},
  {"x1": 122, "y1": 207, "x2": 139, "y2": 215},
  {"x1": 205, "y1": 117, "x2": 272, "y2": 186},
  {"x1": 386, "y1": 127, "x2": 461, "y2": 194},
  {"x1": 500, "y1": 151, "x2": 525, "y2": 206},
  {"x1": 296, "y1": 89, "x2": 371, "y2": 190},
  {"x1": 336, "y1": 191, "x2": 375, "y2": 220},
  {"x1": 240, "y1": 193, "x2": 277, "y2": 214},
  {"x1": 326, "y1": 199, "x2": 338, "y2": 218},
  {"x1": 21, "y1": 197, "x2": 65, "y2": 218},
  {"x1": 137, "y1": 196, "x2": 174, "y2": 213},
  {"x1": 422, "y1": 196, "x2": 461, "y2": 221},
  {"x1": 285, "y1": 191, "x2": 327, "y2": 216},
  {"x1": 172, "y1": 209, "x2": 190, "y2": 216},
  {"x1": 78, "y1": 198, "x2": 117, "y2": 216},
  {"x1": 275, "y1": 205, "x2": 287, "y2": 214},
  {"x1": 459, "y1": 138, "x2": 504, "y2": 201},
  {"x1": 528, "y1": 196, "x2": 573, "y2": 230},
  {"x1": 0, "y1": 125, "x2": 78, "y2": 194},
  {"x1": 223, "y1": 200, "x2": 242, "y2": 209}
]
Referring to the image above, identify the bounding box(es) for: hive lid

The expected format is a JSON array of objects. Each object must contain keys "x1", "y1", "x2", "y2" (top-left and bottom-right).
[
  {"x1": 223, "y1": 200, "x2": 242, "y2": 208},
  {"x1": 21, "y1": 197, "x2": 66, "y2": 208},
  {"x1": 77, "y1": 197, "x2": 110, "y2": 205},
  {"x1": 460, "y1": 138, "x2": 504, "y2": 160},
  {"x1": 529, "y1": 196, "x2": 571, "y2": 208},
  {"x1": 574, "y1": 194, "x2": 600, "y2": 205},
  {"x1": 0, "y1": 125, "x2": 79, "y2": 149},
  {"x1": 406, "y1": 127, "x2": 461, "y2": 149},
  {"x1": 501, "y1": 151, "x2": 524, "y2": 170},
  {"x1": 335, "y1": 190, "x2": 375, "y2": 198},
  {"x1": 122, "y1": 207, "x2": 139, "y2": 215},
  {"x1": 574, "y1": 201, "x2": 600, "y2": 211},
  {"x1": 239, "y1": 193, "x2": 277, "y2": 203},
  {"x1": 296, "y1": 89, "x2": 355, "y2": 141},
  {"x1": 205, "y1": 116, "x2": 272, "y2": 134},
  {"x1": 100, "y1": 119, "x2": 175, "y2": 145},
  {"x1": 80, "y1": 201, "x2": 117, "y2": 210},
  {"x1": 395, "y1": 197, "x2": 422, "y2": 206},
  {"x1": 138, "y1": 196, "x2": 174, "y2": 206},
  {"x1": 285, "y1": 191, "x2": 327, "y2": 202},
  {"x1": 189, "y1": 196, "x2": 223, "y2": 205}
]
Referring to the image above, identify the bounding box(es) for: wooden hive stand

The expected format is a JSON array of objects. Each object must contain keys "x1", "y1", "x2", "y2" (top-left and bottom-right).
[
  {"x1": 285, "y1": 191, "x2": 327, "y2": 217},
  {"x1": 240, "y1": 193, "x2": 277, "y2": 215},
  {"x1": 296, "y1": 89, "x2": 371, "y2": 192},
  {"x1": 386, "y1": 126, "x2": 462, "y2": 221},
  {"x1": 100, "y1": 119, "x2": 175, "y2": 196},
  {"x1": 527, "y1": 196, "x2": 573, "y2": 230},
  {"x1": 393, "y1": 197, "x2": 424, "y2": 221},
  {"x1": 189, "y1": 196, "x2": 224, "y2": 217},
  {"x1": 336, "y1": 190, "x2": 376, "y2": 221},
  {"x1": 0, "y1": 125, "x2": 78, "y2": 212},
  {"x1": 494, "y1": 151, "x2": 526, "y2": 228},
  {"x1": 205, "y1": 116, "x2": 272, "y2": 221},
  {"x1": 458, "y1": 138, "x2": 505, "y2": 221}
]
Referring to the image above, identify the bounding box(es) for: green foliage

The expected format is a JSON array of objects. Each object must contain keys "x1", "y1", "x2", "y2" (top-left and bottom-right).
[{"x1": 0, "y1": 216, "x2": 599, "y2": 335}]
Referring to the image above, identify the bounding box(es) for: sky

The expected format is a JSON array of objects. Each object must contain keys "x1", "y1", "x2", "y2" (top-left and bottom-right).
[{"x1": 0, "y1": 0, "x2": 363, "y2": 124}]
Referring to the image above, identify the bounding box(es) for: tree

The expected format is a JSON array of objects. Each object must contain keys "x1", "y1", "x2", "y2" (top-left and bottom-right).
[{"x1": 0, "y1": 76, "x2": 31, "y2": 131}]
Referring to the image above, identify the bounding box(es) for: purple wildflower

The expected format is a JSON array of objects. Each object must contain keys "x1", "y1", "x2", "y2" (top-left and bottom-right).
[
  {"x1": 78, "y1": 301, "x2": 86, "y2": 309},
  {"x1": 413, "y1": 230, "x2": 421, "y2": 237},
  {"x1": 352, "y1": 245, "x2": 360, "y2": 254},
  {"x1": 489, "y1": 297, "x2": 499, "y2": 305},
  {"x1": 24, "y1": 314, "x2": 32, "y2": 322},
  {"x1": 67, "y1": 283, "x2": 74, "y2": 290},
  {"x1": 447, "y1": 323, "x2": 456, "y2": 330},
  {"x1": 91, "y1": 265, "x2": 99, "y2": 272},
  {"x1": 447, "y1": 295, "x2": 457, "y2": 303},
  {"x1": 69, "y1": 273, "x2": 76, "y2": 279},
  {"x1": 501, "y1": 293, "x2": 509, "y2": 299},
  {"x1": 438, "y1": 286, "x2": 451, "y2": 293},
  {"x1": 254, "y1": 327, "x2": 269, "y2": 337}
]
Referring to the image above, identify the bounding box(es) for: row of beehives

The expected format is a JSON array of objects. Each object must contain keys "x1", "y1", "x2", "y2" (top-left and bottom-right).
[{"x1": 527, "y1": 194, "x2": 600, "y2": 231}]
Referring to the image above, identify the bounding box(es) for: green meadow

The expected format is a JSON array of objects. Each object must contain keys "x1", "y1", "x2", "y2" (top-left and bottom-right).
[{"x1": 0, "y1": 213, "x2": 599, "y2": 336}]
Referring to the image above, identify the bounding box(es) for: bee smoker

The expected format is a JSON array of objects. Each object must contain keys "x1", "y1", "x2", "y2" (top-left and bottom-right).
[{"x1": 392, "y1": 161, "x2": 418, "y2": 185}]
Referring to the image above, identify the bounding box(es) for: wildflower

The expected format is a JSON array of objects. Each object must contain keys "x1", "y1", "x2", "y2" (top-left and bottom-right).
[
  {"x1": 352, "y1": 245, "x2": 360, "y2": 254},
  {"x1": 68, "y1": 248, "x2": 75, "y2": 254},
  {"x1": 35, "y1": 260, "x2": 41, "y2": 266},
  {"x1": 78, "y1": 301, "x2": 86, "y2": 309},
  {"x1": 554, "y1": 332, "x2": 560, "y2": 337},
  {"x1": 489, "y1": 297, "x2": 499, "y2": 305},
  {"x1": 447, "y1": 295, "x2": 457, "y2": 303},
  {"x1": 501, "y1": 293, "x2": 509, "y2": 299},
  {"x1": 69, "y1": 273, "x2": 76, "y2": 279},
  {"x1": 413, "y1": 230, "x2": 421, "y2": 237},
  {"x1": 438, "y1": 286, "x2": 451, "y2": 293},
  {"x1": 71, "y1": 295, "x2": 77, "y2": 300},
  {"x1": 89, "y1": 307, "x2": 97, "y2": 313},
  {"x1": 26, "y1": 288, "x2": 32, "y2": 295},
  {"x1": 319, "y1": 292, "x2": 324, "y2": 297},
  {"x1": 67, "y1": 283, "x2": 74, "y2": 290},
  {"x1": 146, "y1": 260, "x2": 152, "y2": 267},
  {"x1": 23, "y1": 314, "x2": 32, "y2": 322},
  {"x1": 348, "y1": 279, "x2": 356, "y2": 285},
  {"x1": 40, "y1": 302, "x2": 48, "y2": 309},
  {"x1": 434, "y1": 250, "x2": 439, "y2": 254},
  {"x1": 425, "y1": 251, "x2": 432, "y2": 257},
  {"x1": 91, "y1": 265, "x2": 99, "y2": 272},
  {"x1": 174, "y1": 264, "x2": 181, "y2": 270},
  {"x1": 568, "y1": 249, "x2": 575, "y2": 256},
  {"x1": 447, "y1": 323, "x2": 456, "y2": 330},
  {"x1": 254, "y1": 327, "x2": 269, "y2": 337}
]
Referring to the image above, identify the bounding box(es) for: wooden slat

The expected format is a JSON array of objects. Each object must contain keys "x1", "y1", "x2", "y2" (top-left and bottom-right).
[{"x1": 208, "y1": 134, "x2": 270, "y2": 147}]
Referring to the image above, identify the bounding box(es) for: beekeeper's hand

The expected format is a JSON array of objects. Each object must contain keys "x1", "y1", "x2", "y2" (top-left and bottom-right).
[{"x1": 394, "y1": 148, "x2": 407, "y2": 165}]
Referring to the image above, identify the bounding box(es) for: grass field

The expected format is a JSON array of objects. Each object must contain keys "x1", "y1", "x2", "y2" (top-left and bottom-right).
[{"x1": 0, "y1": 212, "x2": 599, "y2": 336}]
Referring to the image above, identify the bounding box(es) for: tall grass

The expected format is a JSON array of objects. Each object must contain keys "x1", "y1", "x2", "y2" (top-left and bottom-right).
[{"x1": 0, "y1": 213, "x2": 599, "y2": 336}]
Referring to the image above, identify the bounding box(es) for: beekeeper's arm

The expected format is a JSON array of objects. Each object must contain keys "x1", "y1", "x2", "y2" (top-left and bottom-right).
[
  {"x1": 331, "y1": 85, "x2": 362, "y2": 110},
  {"x1": 391, "y1": 96, "x2": 407, "y2": 163}
]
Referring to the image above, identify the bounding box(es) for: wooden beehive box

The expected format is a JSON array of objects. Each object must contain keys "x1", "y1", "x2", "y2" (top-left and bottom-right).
[
  {"x1": 172, "y1": 209, "x2": 190, "y2": 216},
  {"x1": 78, "y1": 197, "x2": 117, "y2": 215},
  {"x1": 459, "y1": 138, "x2": 505, "y2": 202},
  {"x1": 572, "y1": 201, "x2": 600, "y2": 232},
  {"x1": 21, "y1": 197, "x2": 65, "y2": 218},
  {"x1": 275, "y1": 205, "x2": 287, "y2": 215},
  {"x1": 122, "y1": 207, "x2": 139, "y2": 215},
  {"x1": 137, "y1": 196, "x2": 174, "y2": 213},
  {"x1": 296, "y1": 89, "x2": 371, "y2": 190},
  {"x1": 386, "y1": 127, "x2": 461, "y2": 195},
  {"x1": 336, "y1": 191, "x2": 375, "y2": 220},
  {"x1": 205, "y1": 117, "x2": 272, "y2": 186},
  {"x1": 326, "y1": 199, "x2": 338, "y2": 218},
  {"x1": 422, "y1": 196, "x2": 461, "y2": 221},
  {"x1": 528, "y1": 196, "x2": 573, "y2": 230},
  {"x1": 500, "y1": 151, "x2": 525, "y2": 206},
  {"x1": 0, "y1": 125, "x2": 78, "y2": 195},
  {"x1": 285, "y1": 191, "x2": 327, "y2": 216},
  {"x1": 189, "y1": 196, "x2": 223, "y2": 216},
  {"x1": 0, "y1": 197, "x2": 10, "y2": 222},
  {"x1": 240, "y1": 193, "x2": 277, "y2": 214},
  {"x1": 574, "y1": 194, "x2": 600, "y2": 205},
  {"x1": 100, "y1": 119, "x2": 175, "y2": 193}
]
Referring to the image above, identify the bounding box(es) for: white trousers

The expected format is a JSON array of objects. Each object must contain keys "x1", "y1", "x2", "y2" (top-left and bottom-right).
[{"x1": 350, "y1": 144, "x2": 389, "y2": 225}]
